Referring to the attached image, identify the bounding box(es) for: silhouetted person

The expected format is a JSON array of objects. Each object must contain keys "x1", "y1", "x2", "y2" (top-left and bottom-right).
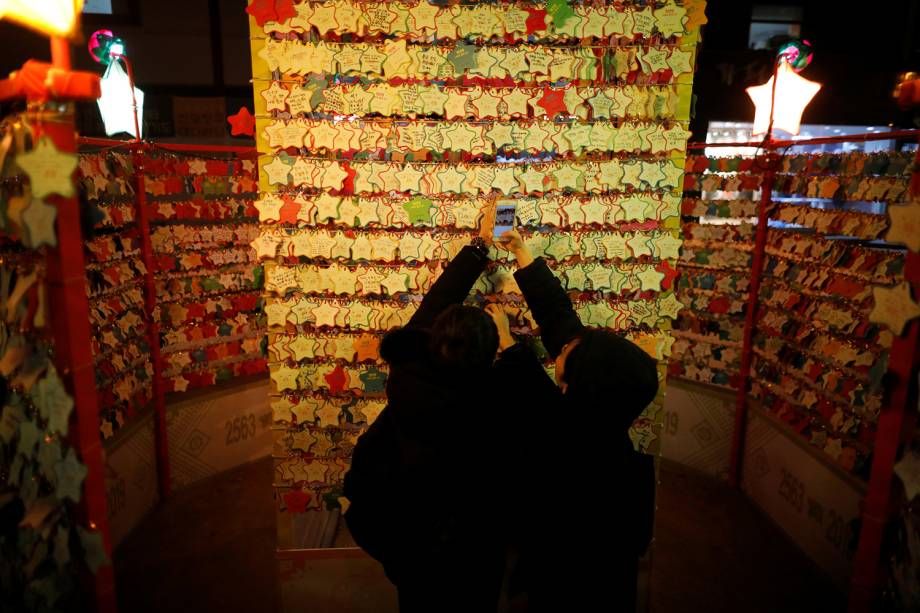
[
  {"x1": 344, "y1": 238, "x2": 539, "y2": 613},
  {"x1": 491, "y1": 229, "x2": 659, "y2": 613}
]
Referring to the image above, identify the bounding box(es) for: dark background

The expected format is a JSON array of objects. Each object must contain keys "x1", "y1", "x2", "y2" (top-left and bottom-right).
[{"x1": 2, "y1": 0, "x2": 918, "y2": 142}]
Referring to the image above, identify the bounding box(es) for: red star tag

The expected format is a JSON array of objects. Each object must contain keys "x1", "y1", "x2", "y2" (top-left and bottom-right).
[
  {"x1": 246, "y1": 0, "x2": 279, "y2": 26},
  {"x1": 284, "y1": 488, "x2": 311, "y2": 513},
  {"x1": 227, "y1": 107, "x2": 256, "y2": 137},
  {"x1": 278, "y1": 196, "x2": 300, "y2": 224},
  {"x1": 524, "y1": 8, "x2": 548, "y2": 34},
  {"x1": 536, "y1": 88, "x2": 568, "y2": 117},
  {"x1": 324, "y1": 365, "x2": 347, "y2": 394},
  {"x1": 655, "y1": 261, "x2": 680, "y2": 291},
  {"x1": 274, "y1": 0, "x2": 296, "y2": 22}
]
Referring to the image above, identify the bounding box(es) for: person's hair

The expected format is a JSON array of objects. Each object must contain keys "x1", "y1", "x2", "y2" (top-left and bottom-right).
[
  {"x1": 428, "y1": 305, "x2": 498, "y2": 371},
  {"x1": 562, "y1": 330, "x2": 659, "y2": 428}
]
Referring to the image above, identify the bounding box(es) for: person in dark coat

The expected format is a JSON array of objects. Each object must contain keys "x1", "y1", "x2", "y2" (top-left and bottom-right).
[
  {"x1": 491, "y1": 229, "x2": 661, "y2": 613},
  {"x1": 343, "y1": 238, "x2": 543, "y2": 613}
]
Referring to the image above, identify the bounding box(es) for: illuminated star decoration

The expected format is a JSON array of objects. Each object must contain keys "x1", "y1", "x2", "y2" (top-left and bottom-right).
[
  {"x1": 746, "y1": 60, "x2": 821, "y2": 137},
  {"x1": 97, "y1": 60, "x2": 145, "y2": 138},
  {"x1": 227, "y1": 107, "x2": 255, "y2": 137},
  {"x1": 0, "y1": 0, "x2": 83, "y2": 37}
]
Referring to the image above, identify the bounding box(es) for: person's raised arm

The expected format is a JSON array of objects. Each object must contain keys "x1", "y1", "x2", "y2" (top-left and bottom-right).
[
  {"x1": 497, "y1": 230, "x2": 584, "y2": 358},
  {"x1": 486, "y1": 303, "x2": 560, "y2": 405},
  {"x1": 407, "y1": 237, "x2": 490, "y2": 329}
]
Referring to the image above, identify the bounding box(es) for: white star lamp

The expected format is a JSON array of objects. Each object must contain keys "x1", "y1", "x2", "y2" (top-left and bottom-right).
[
  {"x1": 746, "y1": 59, "x2": 822, "y2": 138},
  {"x1": 97, "y1": 56, "x2": 144, "y2": 138}
]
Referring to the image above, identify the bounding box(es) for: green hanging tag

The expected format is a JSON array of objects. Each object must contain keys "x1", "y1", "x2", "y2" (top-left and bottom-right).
[{"x1": 546, "y1": 0, "x2": 576, "y2": 29}]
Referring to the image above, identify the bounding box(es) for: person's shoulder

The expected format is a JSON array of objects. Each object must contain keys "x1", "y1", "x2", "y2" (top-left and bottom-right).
[{"x1": 380, "y1": 326, "x2": 429, "y2": 365}]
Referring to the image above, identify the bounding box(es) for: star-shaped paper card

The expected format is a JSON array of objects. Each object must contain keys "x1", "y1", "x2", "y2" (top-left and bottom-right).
[
  {"x1": 17, "y1": 138, "x2": 77, "y2": 199},
  {"x1": 870, "y1": 281, "x2": 920, "y2": 336},
  {"x1": 885, "y1": 198, "x2": 920, "y2": 252},
  {"x1": 228, "y1": 107, "x2": 256, "y2": 136}
]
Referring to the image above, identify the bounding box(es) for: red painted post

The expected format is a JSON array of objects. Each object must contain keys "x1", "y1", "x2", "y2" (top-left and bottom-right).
[
  {"x1": 41, "y1": 37, "x2": 118, "y2": 613},
  {"x1": 131, "y1": 142, "x2": 171, "y2": 499},
  {"x1": 727, "y1": 145, "x2": 776, "y2": 488},
  {"x1": 727, "y1": 58, "x2": 781, "y2": 488},
  {"x1": 847, "y1": 143, "x2": 920, "y2": 613}
]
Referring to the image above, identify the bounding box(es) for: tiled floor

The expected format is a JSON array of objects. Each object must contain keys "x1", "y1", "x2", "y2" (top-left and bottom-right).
[{"x1": 115, "y1": 457, "x2": 844, "y2": 612}]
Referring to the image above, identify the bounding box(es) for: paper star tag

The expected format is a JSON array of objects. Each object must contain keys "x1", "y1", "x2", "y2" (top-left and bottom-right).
[
  {"x1": 546, "y1": 0, "x2": 576, "y2": 29},
  {"x1": 316, "y1": 402, "x2": 341, "y2": 427},
  {"x1": 285, "y1": 85, "x2": 313, "y2": 116},
  {"x1": 655, "y1": 233, "x2": 683, "y2": 260},
  {"x1": 262, "y1": 156, "x2": 292, "y2": 185},
  {"x1": 410, "y1": 1, "x2": 440, "y2": 30},
  {"x1": 667, "y1": 47, "x2": 695, "y2": 75},
  {"x1": 309, "y1": 2, "x2": 338, "y2": 34},
  {"x1": 637, "y1": 267, "x2": 665, "y2": 292},
  {"x1": 261, "y1": 80, "x2": 290, "y2": 112},
  {"x1": 21, "y1": 197, "x2": 58, "y2": 248},
  {"x1": 77, "y1": 526, "x2": 110, "y2": 573},
  {"x1": 885, "y1": 199, "x2": 920, "y2": 252},
  {"x1": 17, "y1": 419, "x2": 41, "y2": 456},
  {"x1": 284, "y1": 487, "x2": 311, "y2": 513},
  {"x1": 657, "y1": 292, "x2": 685, "y2": 319},
  {"x1": 252, "y1": 234, "x2": 281, "y2": 259},
  {"x1": 894, "y1": 450, "x2": 920, "y2": 501},
  {"x1": 447, "y1": 42, "x2": 478, "y2": 74},
  {"x1": 655, "y1": 5, "x2": 688, "y2": 37},
  {"x1": 403, "y1": 196, "x2": 433, "y2": 224},
  {"x1": 0, "y1": 401, "x2": 24, "y2": 444},
  {"x1": 684, "y1": 0, "x2": 709, "y2": 31},
  {"x1": 32, "y1": 366, "x2": 73, "y2": 436},
  {"x1": 523, "y1": 7, "x2": 548, "y2": 34},
  {"x1": 17, "y1": 138, "x2": 77, "y2": 199},
  {"x1": 227, "y1": 107, "x2": 256, "y2": 136},
  {"x1": 303, "y1": 460, "x2": 328, "y2": 483},
  {"x1": 354, "y1": 334, "x2": 381, "y2": 361},
  {"x1": 246, "y1": 0, "x2": 281, "y2": 26},
  {"x1": 54, "y1": 448, "x2": 88, "y2": 503},
  {"x1": 255, "y1": 193, "x2": 285, "y2": 222},
  {"x1": 870, "y1": 281, "x2": 920, "y2": 336},
  {"x1": 536, "y1": 88, "x2": 568, "y2": 117}
]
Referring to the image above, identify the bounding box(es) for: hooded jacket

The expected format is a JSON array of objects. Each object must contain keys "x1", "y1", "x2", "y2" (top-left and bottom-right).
[{"x1": 511, "y1": 257, "x2": 660, "y2": 610}]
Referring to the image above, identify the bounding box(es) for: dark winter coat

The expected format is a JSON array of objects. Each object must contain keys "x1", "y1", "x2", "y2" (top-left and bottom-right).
[
  {"x1": 343, "y1": 245, "x2": 540, "y2": 588},
  {"x1": 510, "y1": 257, "x2": 660, "y2": 611}
]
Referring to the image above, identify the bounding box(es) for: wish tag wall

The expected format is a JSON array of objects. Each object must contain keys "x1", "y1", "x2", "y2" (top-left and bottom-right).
[
  {"x1": 78, "y1": 145, "x2": 270, "y2": 543},
  {"x1": 665, "y1": 147, "x2": 917, "y2": 590},
  {"x1": 77, "y1": 150, "x2": 154, "y2": 442},
  {"x1": 247, "y1": 0, "x2": 706, "y2": 546},
  {"x1": 673, "y1": 151, "x2": 913, "y2": 478}
]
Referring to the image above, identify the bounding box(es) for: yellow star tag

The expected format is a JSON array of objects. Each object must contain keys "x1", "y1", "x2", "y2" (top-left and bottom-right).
[
  {"x1": 17, "y1": 138, "x2": 77, "y2": 199},
  {"x1": 21, "y1": 198, "x2": 58, "y2": 248},
  {"x1": 870, "y1": 282, "x2": 920, "y2": 336},
  {"x1": 885, "y1": 199, "x2": 920, "y2": 252}
]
